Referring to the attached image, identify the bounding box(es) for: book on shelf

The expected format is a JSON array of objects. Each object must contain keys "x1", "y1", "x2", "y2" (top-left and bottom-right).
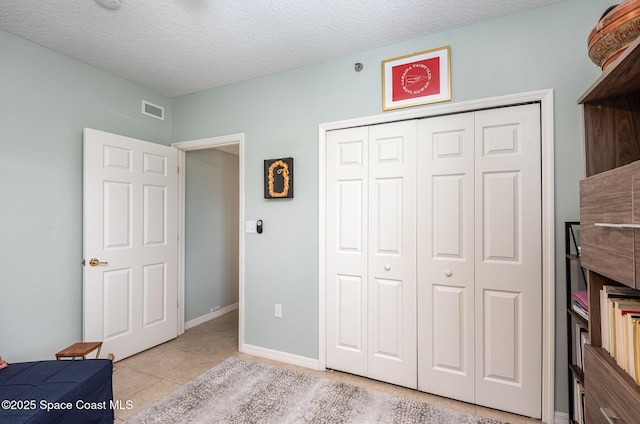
[
  {"x1": 581, "y1": 331, "x2": 588, "y2": 370},
  {"x1": 614, "y1": 302, "x2": 640, "y2": 372},
  {"x1": 636, "y1": 320, "x2": 640, "y2": 384},
  {"x1": 572, "y1": 377, "x2": 585, "y2": 424},
  {"x1": 575, "y1": 323, "x2": 588, "y2": 369},
  {"x1": 572, "y1": 301, "x2": 588, "y2": 320},
  {"x1": 627, "y1": 313, "x2": 640, "y2": 382},
  {"x1": 572, "y1": 291, "x2": 588, "y2": 310},
  {"x1": 571, "y1": 290, "x2": 589, "y2": 320},
  {"x1": 600, "y1": 285, "x2": 640, "y2": 353},
  {"x1": 599, "y1": 285, "x2": 640, "y2": 384}
]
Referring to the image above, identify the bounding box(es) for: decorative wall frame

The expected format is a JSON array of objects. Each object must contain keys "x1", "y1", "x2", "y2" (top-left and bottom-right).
[
  {"x1": 264, "y1": 157, "x2": 294, "y2": 199},
  {"x1": 382, "y1": 46, "x2": 451, "y2": 111}
]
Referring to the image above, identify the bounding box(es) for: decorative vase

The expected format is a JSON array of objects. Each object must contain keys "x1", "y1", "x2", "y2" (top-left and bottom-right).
[{"x1": 588, "y1": 0, "x2": 640, "y2": 70}]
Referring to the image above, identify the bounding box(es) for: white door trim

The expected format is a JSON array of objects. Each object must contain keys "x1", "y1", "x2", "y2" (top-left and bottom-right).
[
  {"x1": 172, "y1": 134, "x2": 245, "y2": 352},
  {"x1": 318, "y1": 90, "x2": 555, "y2": 423}
]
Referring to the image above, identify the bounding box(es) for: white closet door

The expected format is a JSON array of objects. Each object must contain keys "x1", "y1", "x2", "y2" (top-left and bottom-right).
[
  {"x1": 367, "y1": 121, "x2": 417, "y2": 388},
  {"x1": 326, "y1": 105, "x2": 541, "y2": 415},
  {"x1": 417, "y1": 113, "x2": 475, "y2": 401},
  {"x1": 474, "y1": 103, "x2": 541, "y2": 418},
  {"x1": 325, "y1": 127, "x2": 369, "y2": 376}
]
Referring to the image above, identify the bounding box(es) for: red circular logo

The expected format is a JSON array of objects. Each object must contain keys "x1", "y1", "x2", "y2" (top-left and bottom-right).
[{"x1": 400, "y1": 63, "x2": 433, "y2": 95}]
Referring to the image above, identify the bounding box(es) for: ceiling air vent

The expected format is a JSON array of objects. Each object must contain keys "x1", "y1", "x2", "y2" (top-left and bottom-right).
[{"x1": 142, "y1": 100, "x2": 165, "y2": 120}]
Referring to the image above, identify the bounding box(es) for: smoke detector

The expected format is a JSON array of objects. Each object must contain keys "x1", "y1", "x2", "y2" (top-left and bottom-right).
[{"x1": 95, "y1": 0, "x2": 121, "y2": 10}]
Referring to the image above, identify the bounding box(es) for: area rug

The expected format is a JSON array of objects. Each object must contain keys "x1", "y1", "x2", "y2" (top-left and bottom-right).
[{"x1": 125, "y1": 356, "x2": 508, "y2": 424}]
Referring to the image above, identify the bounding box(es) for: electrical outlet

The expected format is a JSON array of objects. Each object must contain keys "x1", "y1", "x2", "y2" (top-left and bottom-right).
[{"x1": 274, "y1": 304, "x2": 282, "y2": 318}]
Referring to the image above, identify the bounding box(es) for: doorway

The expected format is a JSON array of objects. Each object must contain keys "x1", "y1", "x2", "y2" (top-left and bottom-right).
[{"x1": 173, "y1": 134, "x2": 245, "y2": 352}]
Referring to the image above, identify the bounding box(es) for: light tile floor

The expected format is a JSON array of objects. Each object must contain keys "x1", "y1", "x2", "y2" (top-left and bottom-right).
[{"x1": 112, "y1": 310, "x2": 542, "y2": 423}]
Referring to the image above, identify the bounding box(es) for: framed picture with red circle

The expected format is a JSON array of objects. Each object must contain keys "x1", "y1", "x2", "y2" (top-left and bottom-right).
[{"x1": 382, "y1": 46, "x2": 451, "y2": 111}]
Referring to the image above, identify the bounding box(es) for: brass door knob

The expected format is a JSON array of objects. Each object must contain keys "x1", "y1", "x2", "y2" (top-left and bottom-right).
[{"x1": 89, "y1": 258, "x2": 109, "y2": 267}]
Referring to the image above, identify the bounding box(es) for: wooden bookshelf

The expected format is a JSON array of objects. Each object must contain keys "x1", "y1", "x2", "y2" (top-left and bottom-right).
[{"x1": 579, "y1": 34, "x2": 640, "y2": 423}]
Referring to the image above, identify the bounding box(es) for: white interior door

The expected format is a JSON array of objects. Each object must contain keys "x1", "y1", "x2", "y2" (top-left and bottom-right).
[
  {"x1": 417, "y1": 112, "x2": 475, "y2": 402},
  {"x1": 416, "y1": 104, "x2": 541, "y2": 418},
  {"x1": 325, "y1": 126, "x2": 369, "y2": 376},
  {"x1": 83, "y1": 128, "x2": 178, "y2": 361},
  {"x1": 367, "y1": 121, "x2": 417, "y2": 388},
  {"x1": 474, "y1": 104, "x2": 541, "y2": 418},
  {"x1": 325, "y1": 121, "x2": 417, "y2": 389}
]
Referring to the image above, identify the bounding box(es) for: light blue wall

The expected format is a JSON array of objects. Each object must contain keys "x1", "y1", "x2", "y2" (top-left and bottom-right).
[
  {"x1": 185, "y1": 149, "x2": 239, "y2": 321},
  {"x1": 0, "y1": 29, "x2": 172, "y2": 361},
  {"x1": 171, "y1": 0, "x2": 612, "y2": 413}
]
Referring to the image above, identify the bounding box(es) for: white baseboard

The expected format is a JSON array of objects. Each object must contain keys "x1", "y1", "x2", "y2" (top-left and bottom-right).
[
  {"x1": 185, "y1": 303, "x2": 239, "y2": 330},
  {"x1": 241, "y1": 343, "x2": 320, "y2": 370},
  {"x1": 554, "y1": 411, "x2": 569, "y2": 424}
]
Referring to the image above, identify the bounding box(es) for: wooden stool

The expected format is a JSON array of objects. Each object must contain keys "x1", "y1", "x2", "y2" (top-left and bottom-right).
[{"x1": 55, "y1": 342, "x2": 102, "y2": 360}]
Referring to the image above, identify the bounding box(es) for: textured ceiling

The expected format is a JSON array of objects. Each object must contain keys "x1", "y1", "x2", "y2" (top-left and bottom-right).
[{"x1": 0, "y1": 0, "x2": 565, "y2": 97}]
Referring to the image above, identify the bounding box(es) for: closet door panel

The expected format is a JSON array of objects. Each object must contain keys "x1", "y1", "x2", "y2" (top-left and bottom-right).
[
  {"x1": 432, "y1": 175, "x2": 464, "y2": 256},
  {"x1": 474, "y1": 104, "x2": 542, "y2": 419},
  {"x1": 482, "y1": 290, "x2": 520, "y2": 380},
  {"x1": 431, "y1": 285, "x2": 466, "y2": 368},
  {"x1": 417, "y1": 113, "x2": 475, "y2": 402},
  {"x1": 371, "y1": 277, "x2": 403, "y2": 358},
  {"x1": 335, "y1": 275, "x2": 364, "y2": 346},
  {"x1": 367, "y1": 121, "x2": 417, "y2": 389},
  {"x1": 375, "y1": 178, "x2": 404, "y2": 254},
  {"x1": 481, "y1": 172, "x2": 519, "y2": 260},
  {"x1": 326, "y1": 127, "x2": 369, "y2": 375}
]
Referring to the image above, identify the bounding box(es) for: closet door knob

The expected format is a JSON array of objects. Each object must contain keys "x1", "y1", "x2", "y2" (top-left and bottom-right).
[
  {"x1": 384, "y1": 264, "x2": 391, "y2": 271},
  {"x1": 444, "y1": 269, "x2": 452, "y2": 277}
]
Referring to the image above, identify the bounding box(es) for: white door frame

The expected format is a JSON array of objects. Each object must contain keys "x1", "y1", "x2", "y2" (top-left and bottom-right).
[
  {"x1": 172, "y1": 134, "x2": 245, "y2": 352},
  {"x1": 318, "y1": 90, "x2": 555, "y2": 423}
]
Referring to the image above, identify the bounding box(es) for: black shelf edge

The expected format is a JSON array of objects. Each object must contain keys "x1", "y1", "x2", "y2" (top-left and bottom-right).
[
  {"x1": 567, "y1": 308, "x2": 589, "y2": 327},
  {"x1": 566, "y1": 253, "x2": 581, "y2": 263},
  {"x1": 570, "y1": 363, "x2": 585, "y2": 385}
]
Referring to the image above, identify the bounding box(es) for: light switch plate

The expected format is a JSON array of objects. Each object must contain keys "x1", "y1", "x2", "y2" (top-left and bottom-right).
[{"x1": 245, "y1": 220, "x2": 257, "y2": 233}]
